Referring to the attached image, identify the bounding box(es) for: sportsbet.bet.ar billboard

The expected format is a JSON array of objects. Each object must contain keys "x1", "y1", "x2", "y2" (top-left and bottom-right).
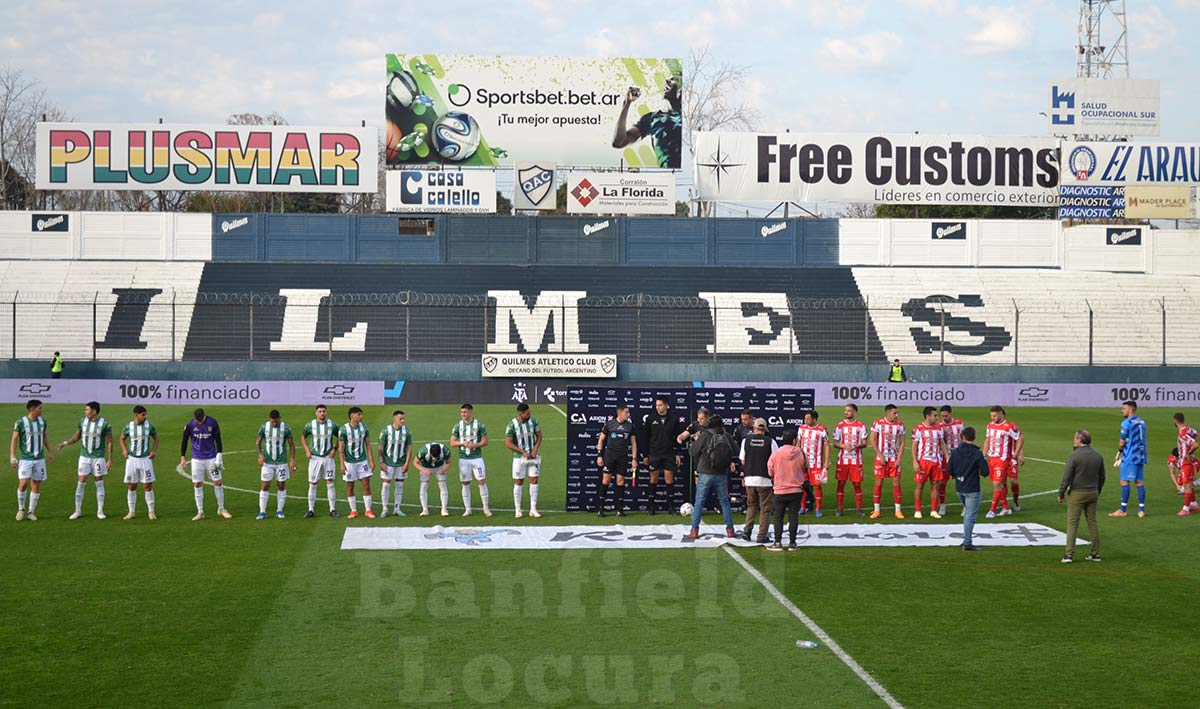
[{"x1": 384, "y1": 54, "x2": 683, "y2": 169}]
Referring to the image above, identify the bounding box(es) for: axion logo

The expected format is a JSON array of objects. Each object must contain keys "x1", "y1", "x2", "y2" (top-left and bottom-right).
[
  {"x1": 583, "y1": 220, "x2": 610, "y2": 236},
  {"x1": 221, "y1": 217, "x2": 250, "y2": 233},
  {"x1": 760, "y1": 222, "x2": 787, "y2": 238},
  {"x1": 571, "y1": 179, "x2": 599, "y2": 207}
]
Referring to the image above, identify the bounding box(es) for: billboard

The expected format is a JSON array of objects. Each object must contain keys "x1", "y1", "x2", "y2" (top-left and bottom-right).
[
  {"x1": 1062, "y1": 141, "x2": 1200, "y2": 187},
  {"x1": 1125, "y1": 185, "x2": 1195, "y2": 219},
  {"x1": 384, "y1": 54, "x2": 682, "y2": 168},
  {"x1": 1047, "y1": 78, "x2": 1160, "y2": 137},
  {"x1": 566, "y1": 171, "x2": 676, "y2": 214},
  {"x1": 36, "y1": 123, "x2": 377, "y2": 192},
  {"x1": 1058, "y1": 185, "x2": 1126, "y2": 220},
  {"x1": 512, "y1": 162, "x2": 557, "y2": 210},
  {"x1": 385, "y1": 169, "x2": 497, "y2": 213},
  {"x1": 694, "y1": 132, "x2": 1059, "y2": 206}
]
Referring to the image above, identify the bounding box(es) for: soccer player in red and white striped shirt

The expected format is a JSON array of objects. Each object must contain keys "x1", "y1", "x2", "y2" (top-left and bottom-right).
[
  {"x1": 912, "y1": 406, "x2": 951, "y2": 519},
  {"x1": 833, "y1": 403, "x2": 868, "y2": 517},
  {"x1": 799, "y1": 411, "x2": 831, "y2": 517},
  {"x1": 938, "y1": 405, "x2": 964, "y2": 516},
  {"x1": 1173, "y1": 412, "x2": 1199, "y2": 515},
  {"x1": 869, "y1": 404, "x2": 906, "y2": 519},
  {"x1": 984, "y1": 405, "x2": 1023, "y2": 517}
]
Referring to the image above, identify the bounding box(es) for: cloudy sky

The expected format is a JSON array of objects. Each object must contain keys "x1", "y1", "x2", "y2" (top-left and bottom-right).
[{"x1": 3, "y1": 0, "x2": 1197, "y2": 212}]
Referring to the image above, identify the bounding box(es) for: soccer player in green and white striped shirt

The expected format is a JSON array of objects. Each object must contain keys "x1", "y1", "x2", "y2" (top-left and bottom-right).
[
  {"x1": 339, "y1": 407, "x2": 376, "y2": 519},
  {"x1": 414, "y1": 441, "x2": 451, "y2": 517},
  {"x1": 56, "y1": 400, "x2": 113, "y2": 520},
  {"x1": 302, "y1": 405, "x2": 340, "y2": 518},
  {"x1": 257, "y1": 410, "x2": 296, "y2": 520},
  {"x1": 120, "y1": 405, "x2": 158, "y2": 520},
  {"x1": 377, "y1": 410, "x2": 413, "y2": 518},
  {"x1": 11, "y1": 399, "x2": 53, "y2": 521},
  {"x1": 450, "y1": 403, "x2": 490, "y2": 517},
  {"x1": 505, "y1": 403, "x2": 543, "y2": 519}
]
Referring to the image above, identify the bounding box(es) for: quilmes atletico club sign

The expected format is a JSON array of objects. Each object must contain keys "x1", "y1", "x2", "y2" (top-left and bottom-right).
[
  {"x1": 694, "y1": 132, "x2": 1059, "y2": 206},
  {"x1": 36, "y1": 123, "x2": 377, "y2": 192}
]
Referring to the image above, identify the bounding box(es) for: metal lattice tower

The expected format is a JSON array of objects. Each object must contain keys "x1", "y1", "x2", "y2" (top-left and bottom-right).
[{"x1": 1077, "y1": 0, "x2": 1129, "y2": 79}]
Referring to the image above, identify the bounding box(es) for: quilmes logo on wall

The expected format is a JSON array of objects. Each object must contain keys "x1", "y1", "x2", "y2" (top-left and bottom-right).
[
  {"x1": 1106, "y1": 227, "x2": 1142, "y2": 246},
  {"x1": 220, "y1": 216, "x2": 250, "y2": 233},
  {"x1": 760, "y1": 222, "x2": 787, "y2": 238},
  {"x1": 931, "y1": 222, "x2": 966, "y2": 240},
  {"x1": 31, "y1": 214, "x2": 69, "y2": 232}
]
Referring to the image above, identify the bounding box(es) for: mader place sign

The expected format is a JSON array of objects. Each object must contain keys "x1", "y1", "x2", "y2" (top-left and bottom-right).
[
  {"x1": 695, "y1": 132, "x2": 1059, "y2": 206},
  {"x1": 36, "y1": 123, "x2": 377, "y2": 192}
]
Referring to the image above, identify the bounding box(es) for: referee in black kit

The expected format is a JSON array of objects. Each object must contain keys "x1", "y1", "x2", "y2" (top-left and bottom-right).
[
  {"x1": 641, "y1": 396, "x2": 685, "y2": 515},
  {"x1": 596, "y1": 403, "x2": 638, "y2": 517}
]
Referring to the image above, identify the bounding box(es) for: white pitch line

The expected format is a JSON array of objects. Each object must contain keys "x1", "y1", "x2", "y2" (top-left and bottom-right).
[
  {"x1": 548, "y1": 402, "x2": 567, "y2": 418},
  {"x1": 723, "y1": 546, "x2": 904, "y2": 709}
]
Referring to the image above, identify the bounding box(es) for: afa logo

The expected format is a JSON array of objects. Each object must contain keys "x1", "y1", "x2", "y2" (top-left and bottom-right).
[{"x1": 424, "y1": 528, "x2": 521, "y2": 546}]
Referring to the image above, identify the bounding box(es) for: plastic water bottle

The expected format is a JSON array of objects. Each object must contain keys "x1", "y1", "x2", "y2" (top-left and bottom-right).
[{"x1": 796, "y1": 640, "x2": 819, "y2": 650}]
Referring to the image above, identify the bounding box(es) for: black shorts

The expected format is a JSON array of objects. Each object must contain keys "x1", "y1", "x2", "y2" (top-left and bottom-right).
[
  {"x1": 602, "y1": 452, "x2": 630, "y2": 475},
  {"x1": 646, "y1": 454, "x2": 677, "y2": 472}
]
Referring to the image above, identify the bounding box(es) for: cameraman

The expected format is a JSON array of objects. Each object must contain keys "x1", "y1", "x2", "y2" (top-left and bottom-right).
[{"x1": 685, "y1": 414, "x2": 736, "y2": 539}]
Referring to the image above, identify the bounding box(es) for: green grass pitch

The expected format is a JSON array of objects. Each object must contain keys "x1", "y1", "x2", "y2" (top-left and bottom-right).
[{"x1": 2, "y1": 402, "x2": 1198, "y2": 707}]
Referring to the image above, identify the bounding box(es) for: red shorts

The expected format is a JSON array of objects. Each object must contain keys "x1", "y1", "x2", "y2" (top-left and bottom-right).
[
  {"x1": 874, "y1": 459, "x2": 900, "y2": 479},
  {"x1": 931, "y1": 461, "x2": 950, "y2": 482},
  {"x1": 1180, "y1": 463, "x2": 1195, "y2": 484},
  {"x1": 836, "y1": 463, "x2": 864, "y2": 483},
  {"x1": 988, "y1": 458, "x2": 1013, "y2": 483},
  {"x1": 809, "y1": 467, "x2": 829, "y2": 485},
  {"x1": 914, "y1": 459, "x2": 941, "y2": 483}
]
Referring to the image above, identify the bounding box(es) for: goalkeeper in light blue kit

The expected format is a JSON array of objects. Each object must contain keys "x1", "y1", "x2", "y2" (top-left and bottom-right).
[{"x1": 1110, "y1": 400, "x2": 1148, "y2": 517}]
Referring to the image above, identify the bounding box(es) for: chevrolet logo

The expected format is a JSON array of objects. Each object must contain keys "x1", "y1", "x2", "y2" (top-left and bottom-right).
[
  {"x1": 1018, "y1": 387, "x2": 1049, "y2": 398},
  {"x1": 19, "y1": 383, "x2": 52, "y2": 395},
  {"x1": 323, "y1": 385, "x2": 356, "y2": 396}
]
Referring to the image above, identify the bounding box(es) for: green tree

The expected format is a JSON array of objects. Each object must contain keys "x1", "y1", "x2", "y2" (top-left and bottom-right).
[
  {"x1": 496, "y1": 190, "x2": 513, "y2": 215},
  {"x1": 874, "y1": 204, "x2": 1055, "y2": 220}
]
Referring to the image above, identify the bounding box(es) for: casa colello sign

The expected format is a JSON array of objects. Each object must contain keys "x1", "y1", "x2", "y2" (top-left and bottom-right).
[
  {"x1": 694, "y1": 132, "x2": 1059, "y2": 206},
  {"x1": 481, "y1": 354, "x2": 617, "y2": 378},
  {"x1": 385, "y1": 169, "x2": 497, "y2": 213},
  {"x1": 36, "y1": 123, "x2": 378, "y2": 192},
  {"x1": 1062, "y1": 141, "x2": 1200, "y2": 187},
  {"x1": 566, "y1": 172, "x2": 675, "y2": 214},
  {"x1": 384, "y1": 54, "x2": 682, "y2": 169}
]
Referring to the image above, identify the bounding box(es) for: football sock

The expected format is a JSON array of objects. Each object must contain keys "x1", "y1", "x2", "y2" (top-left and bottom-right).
[
  {"x1": 1137, "y1": 485, "x2": 1145, "y2": 510},
  {"x1": 462, "y1": 483, "x2": 472, "y2": 514},
  {"x1": 419, "y1": 480, "x2": 429, "y2": 510},
  {"x1": 214, "y1": 485, "x2": 225, "y2": 510},
  {"x1": 194, "y1": 487, "x2": 204, "y2": 513},
  {"x1": 931, "y1": 488, "x2": 939, "y2": 512},
  {"x1": 348, "y1": 496, "x2": 358, "y2": 513},
  {"x1": 145, "y1": 490, "x2": 155, "y2": 514},
  {"x1": 1120, "y1": 485, "x2": 1130, "y2": 511},
  {"x1": 393, "y1": 479, "x2": 404, "y2": 510},
  {"x1": 277, "y1": 489, "x2": 286, "y2": 513},
  {"x1": 938, "y1": 486, "x2": 946, "y2": 506},
  {"x1": 892, "y1": 484, "x2": 902, "y2": 505},
  {"x1": 380, "y1": 482, "x2": 391, "y2": 510},
  {"x1": 259, "y1": 490, "x2": 269, "y2": 514},
  {"x1": 530, "y1": 482, "x2": 539, "y2": 511},
  {"x1": 307, "y1": 484, "x2": 317, "y2": 511},
  {"x1": 615, "y1": 483, "x2": 624, "y2": 511},
  {"x1": 95, "y1": 479, "x2": 105, "y2": 513},
  {"x1": 326, "y1": 482, "x2": 337, "y2": 512},
  {"x1": 648, "y1": 481, "x2": 658, "y2": 511},
  {"x1": 836, "y1": 480, "x2": 845, "y2": 510},
  {"x1": 1185, "y1": 487, "x2": 1195, "y2": 508},
  {"x1": 439, "y1": 480, "x2": 449, "y2": 510},
  {"x1": 479, "y1": 483, "x2": 489, "y2": 510},
  {"x1": 75, "y1": 482, "x2": 86, "y2": 514},
  {"x1": 813, "y1": 486, "x2": 823, "y2": 512},
  {"x1": 873, "y1": 482, "x2": 882, "y2": 508},
  {"x1": 29, "y1": 492, "x2": 39, "y2": 514},
  {"x1": 914, "y1": 488, "x2": 922, "y2": 513},
  {"x1": 513, "y1": 484, "x2": 522, "y2": 513},
  {"x1": 128, "y1": 489, "x2": 137, "y2": 514},
  {"x1": 1011, "y1": 481, "x2": 1021, "y2": 506},
  {"x1": 598, "y1": 482, "x2": 609, "y2": 511},
  {"x1": 17, "y1": 489, "x2": 27, "y2": 511},
  {"x1": 363, "y1": 495, "x2": 373, "y2": 512},
  {"x1": 853, "y1": 484, "x2": 863, "y2": 509}
]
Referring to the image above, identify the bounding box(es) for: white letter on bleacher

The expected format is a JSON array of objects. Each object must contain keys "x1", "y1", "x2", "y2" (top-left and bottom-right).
[
  {"x1": 698, "y1": 292, "x2": 794, "y2": 354},
  {"x1": 489, "y1": 290, "x2": 587, "y2": 353},
  {"x1": 270, "y1": 288, "x2": 367, "y2": 352}
]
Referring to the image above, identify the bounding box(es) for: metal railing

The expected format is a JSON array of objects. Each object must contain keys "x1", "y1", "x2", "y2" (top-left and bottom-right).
[{"x1": 1, "y1": 291, "x2": 1197, "y2": 365}]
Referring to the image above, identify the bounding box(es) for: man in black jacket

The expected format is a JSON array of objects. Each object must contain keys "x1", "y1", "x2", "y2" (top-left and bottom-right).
[
  {"x1": 685, "y1": 415, "x2": 735, "y2": 539},
  {"x1": 946, "y1": 426, "x2": 988, "y2": 551},
  {"x1": 1058, "y1": 429, "x2": 1105, "y2": 563},
  {"x1": 640, "y1": 397, "x2": 685, "y2": 515}
]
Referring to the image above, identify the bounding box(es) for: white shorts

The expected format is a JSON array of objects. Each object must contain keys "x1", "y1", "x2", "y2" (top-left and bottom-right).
[
  {"x1": 261, "y1": 463, "x2": 289, "y2": 483},
  {"x1": 308, "y1": 456, "x2": 336, "y2": 483},
  {"x1": 458, "y1": 458, "x2": 486, "y2": 483},
  {"x1": 381, "y1": 465, "x2": 408, "y2": 481},
  {"x1": 78, "y1": 457, "x2": 108, "y2": 478},
  {"x1": 420, "y1": 465, "x2": 447, "y2": 482},
  {"x1": 511, "y1": 456, "x2": 542, "y2": 480},
  {"x1": 17, "y1": 460, "x2": 47, "y2": 481},
  {"x1": 124, "y1": 458, "x2": 156, "y2": 484},
  {"x1": 191, "y1": 458, "x2": 222, "y2": 483},
  {"x1": 343, "y1": 460, "x2": 372, "y2": 482}
]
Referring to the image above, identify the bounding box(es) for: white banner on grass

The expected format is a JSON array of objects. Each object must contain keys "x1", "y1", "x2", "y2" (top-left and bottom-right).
[{"x1": 341, "y1": 523, "x2": 1067, "y2": 550}]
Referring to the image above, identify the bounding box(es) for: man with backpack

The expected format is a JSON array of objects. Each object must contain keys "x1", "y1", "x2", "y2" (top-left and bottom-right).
[{"x1": 686, "y1": 414, "x2": 736, "y2": 539}]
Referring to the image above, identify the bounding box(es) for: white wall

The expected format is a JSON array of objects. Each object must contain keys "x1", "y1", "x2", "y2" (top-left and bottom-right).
[
  {"x1": 1062, "y1": 225, "x2": 1147, "y2": 273},
  {"x1": 0, "y1": 211, "x2": 212, "y2": 261}
]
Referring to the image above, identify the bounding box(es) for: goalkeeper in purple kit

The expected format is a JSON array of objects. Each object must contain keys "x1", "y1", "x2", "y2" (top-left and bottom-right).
[{"x1": 181, "y1": 408, "x2": 230, "y2": 520}]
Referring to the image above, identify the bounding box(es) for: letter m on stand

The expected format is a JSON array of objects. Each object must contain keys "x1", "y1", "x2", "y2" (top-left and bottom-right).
[{"x1": 488, "y1": 291, "x2": 588, "y2": 353}]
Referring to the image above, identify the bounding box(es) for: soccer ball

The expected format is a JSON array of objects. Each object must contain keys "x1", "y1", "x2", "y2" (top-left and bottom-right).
[
  {"x1": 432, "y1": 111, "x2": 481, "y2": 161},
  {"x1": 387, "y1": 70, "x2": 420, "y2": 111},
  {"x1": 679, "y1": 502, "x2": 694, "y2": 517}
]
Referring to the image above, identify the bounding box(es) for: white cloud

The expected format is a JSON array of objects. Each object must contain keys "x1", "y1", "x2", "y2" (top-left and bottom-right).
[
  {"x1": 808, "y1": 0, "x2": 868, "y2": 29},
  {"x1": 1, "y1": 35, "x2": 23, "y2": 50},
  {"x1": 1129, "y1": 4, "x2": 1176, "y2": 54},
  {"x1": 1176, "y1": 0, "x2": 1200, "y2": 11},
  {"x1": 816, "y1": 32, "x2": 905, "y2": 71},
  {"x1": 963, "y1": 5, "x2": 1032, "y2": 55},
  {"x1": 252, "y1": 13, "x2": 283, "y2": 29},
  {"x1": 584, "y1": 28, "x2": 620, "y2": 56},
  {"x1": 901, "y1": 0, "x2": 958, "y2": 13}
]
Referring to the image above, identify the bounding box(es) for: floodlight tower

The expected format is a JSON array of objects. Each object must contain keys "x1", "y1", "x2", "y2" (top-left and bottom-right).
[{"x1": 1077, "y1": 0, "x2": 1129, "y2": 79}]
